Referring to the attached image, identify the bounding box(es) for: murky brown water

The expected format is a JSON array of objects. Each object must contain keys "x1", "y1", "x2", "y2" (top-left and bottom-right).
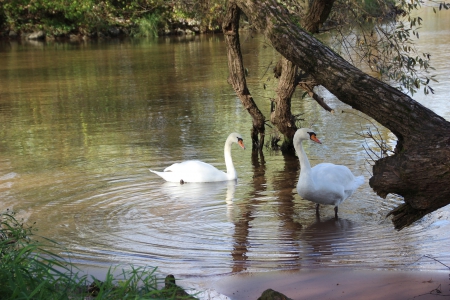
[{"x1": 0, "y1": 7, "x2": 449, "y2": 279}]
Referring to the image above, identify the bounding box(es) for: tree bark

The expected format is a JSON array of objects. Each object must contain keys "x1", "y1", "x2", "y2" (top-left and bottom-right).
[
  {"x1": 303, "y1": 0, "x2": 336, "y2": 33},
  {"x1": 235, "y1": 0, "x2": 450, "y2": 229},
  {"x1": 222, "y1": 2, "x2": 266, "y2": 150},
  {"x1": 270, "y1": 57, "x2": 299, "y2": 149}
]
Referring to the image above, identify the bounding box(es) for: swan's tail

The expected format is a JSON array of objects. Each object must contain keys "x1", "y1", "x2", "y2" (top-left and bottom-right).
[
  {"x1": 149, "y1": 169, "x2": 164, "y2": 178},
  {"x1": 354, "y1": 175, "x2": 365, "y2": 188},
  {"x1": 149, "y1": 169, "x2": 180, "y2": 183}
]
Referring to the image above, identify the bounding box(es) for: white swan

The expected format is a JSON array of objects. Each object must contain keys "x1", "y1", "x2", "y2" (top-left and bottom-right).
[
  {"x1": 294, "y1": 128, "x2": 365, "y2": 218},
  {"x1": 149, "y1": 133, "x2": 245, "y2": 183}
]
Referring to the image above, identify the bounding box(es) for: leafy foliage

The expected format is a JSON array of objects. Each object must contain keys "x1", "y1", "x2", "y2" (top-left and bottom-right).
[
  {"x1": 172, "y1": 0, "x2": 227, "y2": 31},
  {"x1": 324, "y1": 0, "x2": 446, "y2": 95},
  {"x1": 277, "y1": 0, "x2": 448, "y2": 96},
  {"x1": 0, "y1": 0, "x2": 225, "y2": 37}
]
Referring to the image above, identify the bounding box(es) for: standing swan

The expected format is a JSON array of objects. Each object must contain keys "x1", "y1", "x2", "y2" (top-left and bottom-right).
[
  {"x1": 150, "y1": 133, "x2": 245, "y2": 183},
  {"x1": 294, "y1": 128, "x2": 365, "y2": 218}
]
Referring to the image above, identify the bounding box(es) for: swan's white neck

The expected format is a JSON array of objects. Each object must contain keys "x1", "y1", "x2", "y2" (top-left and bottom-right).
[
  {"x1": 294, "y1": 138, "x2": 314, "y2": 190},
  {"x1": 224, "y1": 138, "x2": 237, "y2": 180}
]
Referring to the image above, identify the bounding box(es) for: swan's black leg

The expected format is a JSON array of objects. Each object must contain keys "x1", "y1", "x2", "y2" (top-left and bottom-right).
[
  {"x1": 334, "y1": 206, "x2": 338, "y2": 219},
  {"x1": 315, "y1": 203, "x2": 320, "y2": 216}
]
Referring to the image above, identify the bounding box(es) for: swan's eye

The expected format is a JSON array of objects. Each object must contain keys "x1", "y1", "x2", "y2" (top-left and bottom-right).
[
  {"x1": 307, "y1": 132, "x2": 316, "y2": 137},
  {"x1": 237, "y1": 137, "x2": 243, "y2": 142}
]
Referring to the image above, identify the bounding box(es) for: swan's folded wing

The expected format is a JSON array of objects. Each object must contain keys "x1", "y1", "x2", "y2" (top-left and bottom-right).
[
  {"x1": 312, "y1": 163, "x2": 360, "y2": 187},
  {"x1": 151, "y1": 160, "x2": 228, "y2": 182},
  {"x1": 164, "y1": 160, "x2": 219, "y2": 173}
]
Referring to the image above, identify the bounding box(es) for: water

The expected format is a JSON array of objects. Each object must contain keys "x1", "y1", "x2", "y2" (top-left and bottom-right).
[{"x1": 0, "y1": 8, "x2": 449, "y2": 279}]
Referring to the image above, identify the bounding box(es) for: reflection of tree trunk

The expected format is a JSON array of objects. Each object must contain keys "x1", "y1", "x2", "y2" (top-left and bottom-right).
[
  {"x1": 235, "y1": 0, "x2": 450, "y2": 229},
  {"x1": 271, "y1": 153, "x2": 302, "y2": 263},
  {"x1": 231, "y1": 150, "x2": 266, "y2": 273},
  {"x1": 231, "y1": 211, "x2": 252, "y2": 273},
  {"x1": 222, "y1": 2, "x2": 265, "y2": 150}
]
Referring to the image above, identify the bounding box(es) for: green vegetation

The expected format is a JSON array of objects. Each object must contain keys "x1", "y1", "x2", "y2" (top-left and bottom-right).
[
  {"x1": 320, "y1": 0, "x2": 437, "y2": 95},
  {"x1": 0, "y1": 0, "x2": 226, "y2": 38},
  {"x1": 0, "y1": 210, "x2": 197, "y2": 299},
  {"x1": 132, "y1": 13, "x2": 162, "y2": 38}
]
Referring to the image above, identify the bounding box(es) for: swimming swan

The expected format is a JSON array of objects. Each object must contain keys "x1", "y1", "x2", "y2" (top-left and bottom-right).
[
  {"x1": 150, "y1": 133, "x2": 245, "y2": 183},
  {"x1": 294, "y1": 128, "x2": 364, "y2": 218}
]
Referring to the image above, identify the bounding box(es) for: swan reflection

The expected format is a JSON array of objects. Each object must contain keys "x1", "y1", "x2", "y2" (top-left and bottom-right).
[{"x1": 158, "y1": 180, "x2": 236, "y2": 216}]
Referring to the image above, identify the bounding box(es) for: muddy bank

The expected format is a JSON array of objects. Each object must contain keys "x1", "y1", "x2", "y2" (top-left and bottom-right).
[{"x1": 184, "y1": 268, "x2": 450, "y2": 300}]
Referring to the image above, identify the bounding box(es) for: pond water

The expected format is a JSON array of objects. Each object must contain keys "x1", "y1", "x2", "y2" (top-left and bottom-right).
[{"x1": 0, "y1": 7, "x2": 449, "y2": 279}]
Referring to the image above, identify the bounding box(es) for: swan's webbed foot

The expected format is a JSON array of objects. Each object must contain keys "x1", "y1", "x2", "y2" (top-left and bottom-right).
[
  {"x1": 180, "y1": 179, "x2": 185, "y2": 184},
  {"x1": 334, "y1": 206, "x2": 338, "y2": 219}
]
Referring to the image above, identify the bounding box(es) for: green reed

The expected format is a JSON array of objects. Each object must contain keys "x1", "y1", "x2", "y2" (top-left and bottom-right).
[{"x1": 133, "y1": 13, "x2": 161, "y2": 38}]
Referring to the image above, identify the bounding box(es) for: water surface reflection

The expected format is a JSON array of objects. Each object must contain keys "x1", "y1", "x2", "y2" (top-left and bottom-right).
[{"x1": 0, "y1": 11, "x2": 449, "y2": 278}]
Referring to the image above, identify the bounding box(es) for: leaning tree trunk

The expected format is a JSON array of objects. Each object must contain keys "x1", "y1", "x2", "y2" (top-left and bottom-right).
[
  {"x1": 235, "y1": 0, "x2": 450, "y2": 229},
  {"x1": 222, "y1": 2, "x2": 266, "y2": 150},
  {"x1": 270, "y1": 57, "x2": 299, "y2": 150}
]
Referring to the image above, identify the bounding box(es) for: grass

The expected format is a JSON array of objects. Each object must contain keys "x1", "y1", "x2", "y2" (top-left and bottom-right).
[
  {"x1": 133, "y1": 13, "x2": 161, "y2": 38},
  {"x1": 0, "y1": 210, "x2": 197, "y2": 299}
]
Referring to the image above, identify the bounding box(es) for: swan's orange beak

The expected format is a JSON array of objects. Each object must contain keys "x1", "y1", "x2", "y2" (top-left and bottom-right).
[
  {"x1": 238, "y1": 140, "x2": 245, "y2": 149},
  {"x1": 310, "y1": 134, "x2": 322, "y2": 144}
]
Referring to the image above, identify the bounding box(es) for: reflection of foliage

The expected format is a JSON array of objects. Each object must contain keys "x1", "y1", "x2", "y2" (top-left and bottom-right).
[{"x1": 0, "y1": 0, "x2": 447, "y2": 94}]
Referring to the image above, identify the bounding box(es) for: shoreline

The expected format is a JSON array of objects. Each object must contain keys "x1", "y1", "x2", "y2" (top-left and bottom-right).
[{"x1": 182, "y1": 268, "x2": 450, "y2": 300}]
